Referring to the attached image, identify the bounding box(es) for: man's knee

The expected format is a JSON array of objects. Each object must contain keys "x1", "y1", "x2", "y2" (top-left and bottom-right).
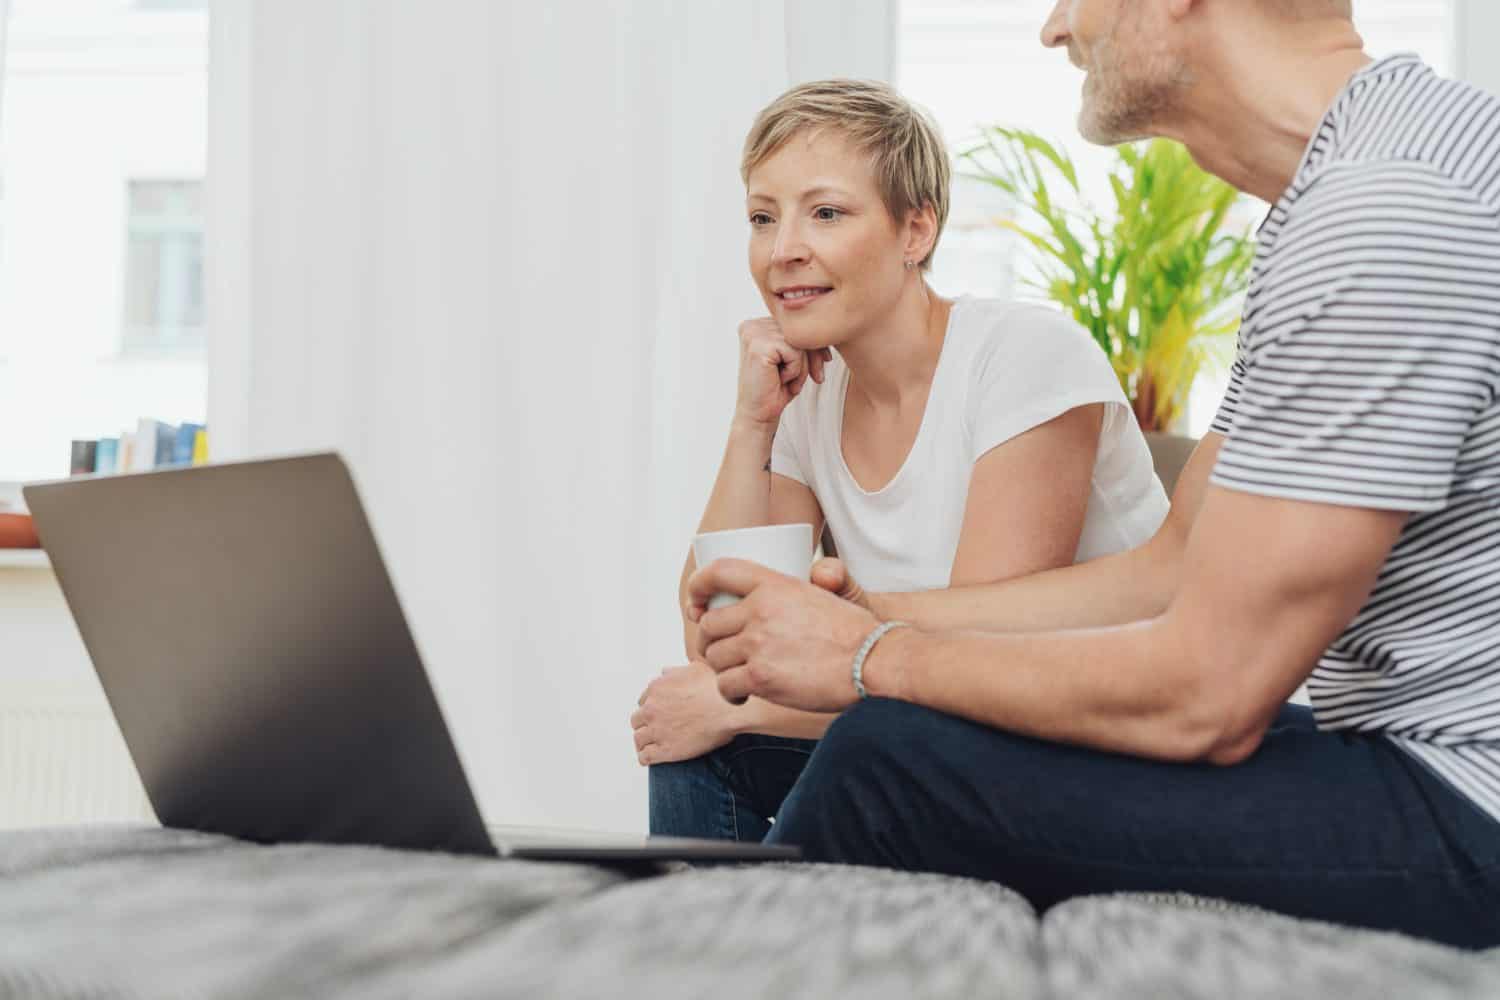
[
  {"x1": 820, "y1": 696, "x2": 921, "y2": 760},
  {"x1": 769, "y1": 699, "x2": 948, "y2": 861},
  {"x1": 817, "y1": 697, "x2": 985, "y2": 770}
]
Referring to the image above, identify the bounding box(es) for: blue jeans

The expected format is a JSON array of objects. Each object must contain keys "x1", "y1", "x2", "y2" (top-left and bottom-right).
[
  {"x1": 753, "y1": 699, "x2": 1500, "y2": 949},
  {"x1": 650, "y1": 734, "x2": 820, "y2": 842}
]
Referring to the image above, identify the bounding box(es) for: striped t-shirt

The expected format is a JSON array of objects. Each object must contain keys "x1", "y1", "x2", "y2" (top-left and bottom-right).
[{"x1": 1210, "y1": 54, "x2": 1500, "y2": 825}]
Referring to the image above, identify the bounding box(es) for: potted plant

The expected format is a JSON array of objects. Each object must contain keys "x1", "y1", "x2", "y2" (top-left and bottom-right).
[{"x1": 960, "y1": 129, "x2": 1256, "y2": 444}]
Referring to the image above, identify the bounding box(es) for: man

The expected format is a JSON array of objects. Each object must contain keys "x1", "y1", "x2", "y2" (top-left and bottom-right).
[{"x1": 684, "y1": 0, "x2": 1500, "y2": 948}]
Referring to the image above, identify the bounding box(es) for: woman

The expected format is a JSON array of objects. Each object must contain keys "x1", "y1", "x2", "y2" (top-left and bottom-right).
[{"x1": 632, "y1": 79, "x2": 1168, "y2": 840}]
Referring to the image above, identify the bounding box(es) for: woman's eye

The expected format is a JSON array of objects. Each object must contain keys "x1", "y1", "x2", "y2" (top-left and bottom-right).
[
  {"x1": 749, "y1": 213, "x2": 772, "y2": 227},
  {"x1": 814, "y1": 206, "x2": 843, "y2": 222}
]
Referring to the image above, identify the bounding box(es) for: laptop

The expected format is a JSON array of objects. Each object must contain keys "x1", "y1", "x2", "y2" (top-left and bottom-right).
[{"x1": 24, "y1": 453, "x2": 797, "y2": 864}]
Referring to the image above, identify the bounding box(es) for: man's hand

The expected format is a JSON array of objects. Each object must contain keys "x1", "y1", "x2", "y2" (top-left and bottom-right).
[
  {"x1": 687, "y1": 558, "x2": 880, "y2": 712},
  {"x1": 630, "y1": 662, "x2": 743, "y2": 766}
]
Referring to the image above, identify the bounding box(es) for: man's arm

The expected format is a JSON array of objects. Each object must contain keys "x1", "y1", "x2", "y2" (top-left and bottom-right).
[
  {"x1": 859, "y1": 486, "x2": 1406, "y2": 763},
  {"x1": 691, "y1": 480, "x2": 1405, "y2": 765},
  {"x1": 874, "y1": 433, "x2": 1225, "y2": 633}
]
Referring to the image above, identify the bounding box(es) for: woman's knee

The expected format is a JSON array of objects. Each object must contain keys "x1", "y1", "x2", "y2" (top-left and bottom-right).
[{"x1": 648, "y1": 755, "x2": 730, "y2": 838}]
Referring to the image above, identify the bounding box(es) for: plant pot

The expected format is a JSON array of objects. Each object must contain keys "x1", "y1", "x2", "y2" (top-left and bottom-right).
[
  {"x1": 1143, "y1": 431, "x2": 1199, "y2": 496},
  {"x1": 0, "y1": 513, "x2": 41, "y2": 548}
]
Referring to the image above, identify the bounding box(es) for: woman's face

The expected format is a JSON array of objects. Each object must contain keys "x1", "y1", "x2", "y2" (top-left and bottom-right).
[{"x1": 746, "y1": 130, "x2": 916, "y2": 351}]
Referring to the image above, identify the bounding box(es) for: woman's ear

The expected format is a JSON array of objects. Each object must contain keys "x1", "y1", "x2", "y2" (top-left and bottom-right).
[{"x1": 904, "y1": 203, "x2": 939, "y2": 268}]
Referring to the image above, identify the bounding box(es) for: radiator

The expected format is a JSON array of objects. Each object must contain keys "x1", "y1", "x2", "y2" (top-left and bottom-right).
[{"x1": 0, "y1": 680, "x2": 154, "y2": 829}]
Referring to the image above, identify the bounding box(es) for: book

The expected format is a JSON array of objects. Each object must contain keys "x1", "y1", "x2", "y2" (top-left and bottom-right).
[
  {"x1": 70, "y1": 440, "x2": 98, "y2": 476},
  {"x1": 94, "y1": 437, "x2": 119, "y2": 475},
  {"x1": 152, "y1": 421, "x2": 177, "y2": 467},
  {"x1": 173, "y1": 423, "x2": 204, "y2": 466},
  {"x1": 119, "y1": 434, "x2": 134, "y2": 472},
  {"x1": 191, "y1": 427, "x2": 209, "y2": 466},
  {"x1": 129, "y1": 418, "x2": 174, "y2": 473}
]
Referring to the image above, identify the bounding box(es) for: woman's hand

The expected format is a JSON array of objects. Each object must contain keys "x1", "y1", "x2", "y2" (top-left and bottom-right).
[
  {"x1": 734, "y1": 318, "x2": 833, "y2": 429},
  {"x1": 809, "y1": 557, "x2": 878, "y2": 616},
  {"x1": 631, "y1": 662, "x2": 745, "y2": 766}
]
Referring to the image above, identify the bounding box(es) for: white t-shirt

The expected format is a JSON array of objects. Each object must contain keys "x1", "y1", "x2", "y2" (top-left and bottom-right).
[{"x1": 770, "y1": 296, "x2": 1168, "y2": 593}]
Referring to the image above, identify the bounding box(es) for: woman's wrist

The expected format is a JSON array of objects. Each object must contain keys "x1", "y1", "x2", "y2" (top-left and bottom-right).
[
  {"x1": 727, "y1": 695, "x2": 766, "y2": 736},
  {"x1": 728, "y1": 413, "x2": 779, "y2": 445}
]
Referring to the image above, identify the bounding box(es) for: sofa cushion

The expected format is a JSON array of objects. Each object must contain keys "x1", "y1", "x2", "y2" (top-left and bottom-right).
[
  {"x1": 434, "y1": 863, "x2": 1042, "y2": 999},
  {"x1": 1045, "y1": 892, "x2": 1500, "y2": 1000},
  {"x1": 3, "y1": 826, "x2": 1497, "y2": 999}
]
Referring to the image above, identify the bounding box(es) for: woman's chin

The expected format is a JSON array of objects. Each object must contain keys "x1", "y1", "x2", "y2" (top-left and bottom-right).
[
  {"x1": 787, "y1": 334, "x2": 840, "y2": 353},
  {"x1": 779, "y1": 321, "x2": 844, "y2": 353}
]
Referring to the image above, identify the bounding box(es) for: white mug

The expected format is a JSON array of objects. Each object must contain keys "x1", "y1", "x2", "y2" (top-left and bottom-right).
[{"x1": 691, "y1": 523, "x2": 815, "y2": 611}]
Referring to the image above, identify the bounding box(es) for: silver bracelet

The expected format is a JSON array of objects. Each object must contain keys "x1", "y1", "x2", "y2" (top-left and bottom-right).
[{"x1": 852, "y1": 621, "x2": 909, "y2": 700}]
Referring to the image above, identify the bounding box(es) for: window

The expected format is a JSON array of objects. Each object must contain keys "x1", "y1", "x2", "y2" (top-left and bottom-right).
[
  {"x1": 0, "y1": 0, "x2": 207, "y2": 481},
  {"x1": 898, "y1": 0, "x2": 1457, "y2": 434},
  {"x1": 123, "y1": 180, "x2": 204, "y2": 354}
]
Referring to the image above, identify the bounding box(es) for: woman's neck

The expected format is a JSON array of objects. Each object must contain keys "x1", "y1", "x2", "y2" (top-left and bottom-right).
[{"x1": 837, "y1": 280, "x2": 952, "y2": 411}]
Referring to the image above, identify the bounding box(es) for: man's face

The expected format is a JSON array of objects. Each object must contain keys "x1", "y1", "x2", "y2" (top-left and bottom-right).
[{"x1": 1041, "y1": 0, "x2": 1183, "y2": 145}]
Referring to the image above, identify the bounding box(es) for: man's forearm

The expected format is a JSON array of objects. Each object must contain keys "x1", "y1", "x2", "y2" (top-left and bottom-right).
[
  {"x1": 873, "y1": 529, "x2": 1182, "y2": 633},
  {"x1": 861, "y1": 616, "x2": 1226, "y2": 763},
  {"x1": 872, "y1": 434, "x2": 1225, "y2": 634}
]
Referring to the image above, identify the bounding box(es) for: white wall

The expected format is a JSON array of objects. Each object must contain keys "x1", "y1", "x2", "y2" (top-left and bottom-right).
[
  {"x1": 785, "y1": 0, "x2": 897, "y2": 82},
  {"x1": 1453, "y1": 2, "x2": 1500, "y2": 97},
  {"x1": 203, "y1": 0, "x2": 896, "y2": 835}
]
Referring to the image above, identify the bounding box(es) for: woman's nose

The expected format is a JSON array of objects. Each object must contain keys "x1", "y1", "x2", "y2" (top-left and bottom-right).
[{"x1": 771, "y1": 226, "x2": 811, "y2": 266}]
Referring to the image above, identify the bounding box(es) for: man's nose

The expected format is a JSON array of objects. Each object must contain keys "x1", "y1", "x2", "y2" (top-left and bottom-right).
[{"x1": 1041, "y1": 1, "x2": 1070, "y2": 49}]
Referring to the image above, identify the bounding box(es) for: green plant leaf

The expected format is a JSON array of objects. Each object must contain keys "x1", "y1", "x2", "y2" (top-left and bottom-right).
[{"x1": 963, "y1": 131, "x2": 1256, "y2": 427}]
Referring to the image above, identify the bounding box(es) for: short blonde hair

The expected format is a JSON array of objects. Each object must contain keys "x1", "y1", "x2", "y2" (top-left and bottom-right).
[{"x1": 741, "y1": 79, "x2": 950, "y2": 271}]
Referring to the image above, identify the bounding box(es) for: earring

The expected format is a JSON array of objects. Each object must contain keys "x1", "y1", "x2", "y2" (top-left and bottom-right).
[{"x1": 904, "y1": 259, "x2": 915, "y2": 270}]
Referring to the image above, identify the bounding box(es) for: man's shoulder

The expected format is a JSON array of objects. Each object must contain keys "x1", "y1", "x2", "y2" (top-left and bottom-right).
[
  {"x1": 1295, "y1": 157, "x2": 1488, "y2": 212},
  {"x1": 1313, "y1": 64, "x2": 1500, "y2": 216},
  {"x1": 1337, "y1": 58, "x2": 1500, "y2": 182},
  {"x1": 1276, "y1": 157, "x2": 1500, "y2": 271}
]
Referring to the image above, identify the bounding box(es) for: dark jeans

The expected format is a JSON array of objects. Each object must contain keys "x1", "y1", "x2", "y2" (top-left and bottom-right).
[{"x1": 654, "y1": 700, "x2": 1500, "y2": 949}]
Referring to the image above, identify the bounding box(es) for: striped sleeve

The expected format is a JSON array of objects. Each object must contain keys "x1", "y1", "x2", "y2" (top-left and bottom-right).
[
  {"x1": 1208, "y1": 350, "x2": 1248, "y2": 437},
  {"x1": 1211, "y1": 163, "x2": 1500, "y2": 511}
]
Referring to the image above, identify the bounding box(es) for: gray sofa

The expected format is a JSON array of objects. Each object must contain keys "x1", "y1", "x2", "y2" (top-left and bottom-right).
[
  {"x1": 7, "y1": 434, "x2": 1495, "y2": 997},
  {"x1": 3, "y1": 825, "x2": 1498, "y2": 999}
]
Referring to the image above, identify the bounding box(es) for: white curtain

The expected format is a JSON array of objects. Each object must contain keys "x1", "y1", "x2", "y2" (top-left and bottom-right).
[
  {"x1": 207, "y1": 0, "x2": 894, "y2": 832},
  {"x1": 0, "y1": 0, "x2": 9, "y2": 181}
]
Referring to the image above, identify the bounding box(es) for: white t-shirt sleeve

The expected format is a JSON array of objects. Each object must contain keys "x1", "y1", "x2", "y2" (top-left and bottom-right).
[
  {"x1": 968, "y1": 304, "x2": 1128, "y2": 463},
  {"x1": 769, "y1": 395, "x2": 810, "y2": 487}
]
